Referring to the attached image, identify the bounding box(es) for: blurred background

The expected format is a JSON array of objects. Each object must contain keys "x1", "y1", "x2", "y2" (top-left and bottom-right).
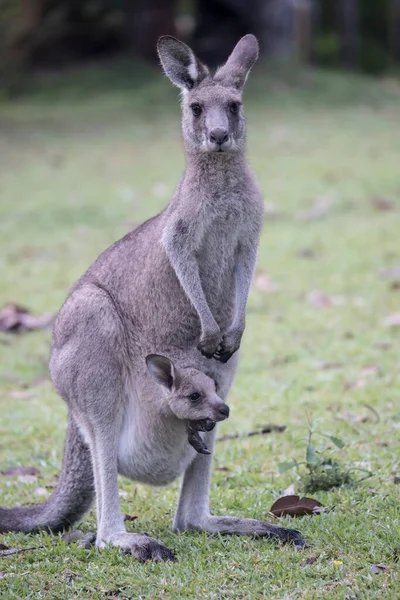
[{"x1": 1, "y1": 0, "x2": 400, "y2": 89}]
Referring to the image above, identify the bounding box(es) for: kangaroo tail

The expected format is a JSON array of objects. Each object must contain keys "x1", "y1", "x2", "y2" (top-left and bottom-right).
[{"x1": 0, "y1": 414, "x2": 94, "y2": 534}]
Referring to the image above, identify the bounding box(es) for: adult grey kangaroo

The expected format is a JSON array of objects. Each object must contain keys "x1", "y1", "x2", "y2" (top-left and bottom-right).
[{"x1": 0, "y1": 34, "x2": 304, "y2": 559}]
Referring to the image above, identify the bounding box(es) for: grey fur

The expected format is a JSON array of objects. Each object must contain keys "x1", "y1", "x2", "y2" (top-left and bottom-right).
[{"x1": 0, "y1": 35, "x2": 305, "y2": 557}]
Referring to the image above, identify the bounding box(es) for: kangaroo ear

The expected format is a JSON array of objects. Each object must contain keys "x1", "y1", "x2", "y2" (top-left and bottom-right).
[
  {"x1": 146, "y1": 354, "x2": 175, "y2": 390},
  {"x1": 214, "y1": 34, "x2": 259, "y2": 90},
  {"x1": 157, "y1": 36, "x2": 209, "y2": 90}
]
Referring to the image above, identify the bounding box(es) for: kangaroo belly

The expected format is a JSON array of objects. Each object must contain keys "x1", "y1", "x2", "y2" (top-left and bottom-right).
[{"x1": 117, "y1": 398, "x2": 197, "y2": 486}]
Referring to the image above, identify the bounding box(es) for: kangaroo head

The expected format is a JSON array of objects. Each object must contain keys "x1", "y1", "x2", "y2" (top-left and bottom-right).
[
  {"x1": 145, "y1": 354, "x2": 229, "y2": 422},
  {"x1": 157, "y1": 34, "x2": 259, "y2": 155}
]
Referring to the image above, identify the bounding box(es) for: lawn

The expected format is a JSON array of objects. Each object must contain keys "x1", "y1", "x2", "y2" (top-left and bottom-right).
[{"x1": 0, "y1": 60, "x2": 399, "y2": 599}]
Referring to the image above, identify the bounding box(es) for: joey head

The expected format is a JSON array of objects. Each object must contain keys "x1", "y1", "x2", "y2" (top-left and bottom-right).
[{"x1": 145, "y1": 354, "x2": 229, "y2": 454}]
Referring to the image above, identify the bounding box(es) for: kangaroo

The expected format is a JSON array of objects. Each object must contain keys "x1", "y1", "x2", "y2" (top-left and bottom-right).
[{"x1": 0, "y1": 34, "x2": 304, "y2": 559}]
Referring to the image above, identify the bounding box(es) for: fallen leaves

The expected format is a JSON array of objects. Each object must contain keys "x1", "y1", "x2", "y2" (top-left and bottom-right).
[
  {"x1": 370, "y1": 564, "x2": 389, "y2": 574},
  {"x1": 301, "y1": 555, "x2": 318, "y2": 566},
  {"x1": 371, "y1": 196, "x2": 395, "y2": 211},
  {"x1": 1, "y1": 466, "x2": 40, "y2": 477},
  {"x1": 383, "y1": 313, "x2": 400, "y2": 327},
  {"x1": 124, "y1": 514, "x2": 138, "y2": 522},
  {"x1": 306, "y1": 290, "x2": 365, "y2": 308},
  {"x1": 297, "y1": 195, "x2": 333, "y2": 222},
  {"x1": 0, "y1": 304, "x2": 54, "y2": 333},
  {"x1": 253, "y1": 271, "x2": 280, "y2": 293},
  {"x1": 269, "y1": 495, "x2": 323, "y2": 517}
]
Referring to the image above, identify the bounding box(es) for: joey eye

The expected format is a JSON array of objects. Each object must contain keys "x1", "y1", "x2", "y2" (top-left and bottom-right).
[
  {"x1": 189, "y1": 392, "x2": 201, "y2": 402},
  {"x1": 191, "y1": 104, "x2": 202, "y2": 117},
  {"x1": 229, "y1": 102, "x2": 239, "y2": 114}
]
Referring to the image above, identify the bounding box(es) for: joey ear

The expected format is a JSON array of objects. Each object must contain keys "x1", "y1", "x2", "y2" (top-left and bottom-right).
[
  {"x1": 146, "y1": 354, "x2": 175, "y2": 390},
  {"x1": 157, "y1": 35, "x2": 209, "y2": 90},
  {"x1": 214, "y1": 34, "x2": 259, "y2": 90}
]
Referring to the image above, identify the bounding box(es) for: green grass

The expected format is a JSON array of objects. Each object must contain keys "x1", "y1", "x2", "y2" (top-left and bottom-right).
[{"x1": 1, "y1": 61, "x2": 400, "y2": 599}]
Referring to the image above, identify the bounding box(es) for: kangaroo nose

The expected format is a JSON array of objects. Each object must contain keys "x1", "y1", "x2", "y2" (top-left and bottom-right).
[
  {"x1": 217, "y1": 404, "x2": 230, "y2": 419},
  {"x1": 209, "y1": 129, "x2": 229, "y2": 145}
]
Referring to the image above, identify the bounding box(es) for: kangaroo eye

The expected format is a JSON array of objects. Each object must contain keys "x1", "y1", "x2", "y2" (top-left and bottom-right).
[
  {"x1": 189, "y1": 392, "x2": 201, "y2": 402},
  {"x1": 229, "y1": 102, "x2": 239, "y2": 114},
  {"x1": 191, "y1": 104, "x2": 202, "y2": 117}
]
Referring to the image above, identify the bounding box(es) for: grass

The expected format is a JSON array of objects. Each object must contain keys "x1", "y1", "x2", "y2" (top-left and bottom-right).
[{"x1": 1, "y1": 60, "x2": 400, "y2": 599}]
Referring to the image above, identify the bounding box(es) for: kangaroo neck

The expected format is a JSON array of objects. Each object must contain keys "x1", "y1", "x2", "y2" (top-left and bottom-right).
[{"x1": 180, "y1": 150, "x2": 249, "y2": 196}]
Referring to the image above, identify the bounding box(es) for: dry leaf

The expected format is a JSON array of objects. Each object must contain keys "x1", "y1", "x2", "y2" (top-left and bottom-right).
[
  {"x1": 371, "y1": 197, "x2": 395, "y2": 211},
  {"x1": 314, "y1": 361, "x2": 345, "y2": 370},
  {"x1": 297, "y1": 248, "x2": 316, "y2": 258},
  {"x1": 370, "y1": 564, "x2": 389, "y2": 574},
  {"x1": 254, "y1": 272, "x2": 280, "y2": 293},
  {"x1": 0, "y1": 304, "x2": 54, "y2": 333},
  {"x1": 34, "y1": 486, "x2": 48, "y2": 497},
  {"x1": 1, "y1": 466, "x2": 40, "y2": 477},
  {"x1": 297, "y1": 196, "x2": 333, "y2": 221},
  {"x1": 8, "y1": 389, "x2": 33, "y2": 400},
  {"x1": 384, "y1": 313, "x2": 400, "y2": 327},
  {"x1": 269, "y1": 495, "x2": 323, "y2": 517},
  {"x1": 124, "y1": 514, "x2": 138, "y2": 522},
  {"x1": 336, "y1": 411, "x2": 369, "y2": 423},
  {"x1": 301, "y1": 555, "x2": 318, "y2": 566},
  {"x1": 306, "y1": 290, "x2": 346, "y2": 307},
  {"x1": 62, "y1": 569, "x2": 75, "y2": 583}
]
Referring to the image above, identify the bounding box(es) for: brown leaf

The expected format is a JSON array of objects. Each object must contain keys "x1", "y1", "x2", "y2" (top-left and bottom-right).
[
  {"x1": 314, "y1": 361, "x2": 345, "y2": 370},
  {"x1": 216, "y1": 466, "x2": 230, "y2": 472},
  {"x1": 62, "y1": 569, "x2": 75, "y2": 583},
  {"x1": 124, "y1": 514, "x2": 138, "y2": 522},
  {"x1": 336, "y1": 411, "x2": 369, "y2": 423},
  {"x1": 370, "y1": 564, "x2": 389, "y2": 574},
  {"x1": 8, "y1": 389, "x2": 33, "y2": 400},
  {"x1": 301, "y1": 555, "x2": 318, "y2": 566},
  {"x1": 269, "y1": 495, "x2": 323, "y2": 517},
  {"x1": 297, "y1": 248, "x2": 316, "y2": 259},
  {"x1": 297, "y1": 196, "x2": 333, "y2": 221},
  {"x1": 384, "y1": 313, "x2": 400, "y2": 327},
  {"x1": 1, "y1": 466, "x2": 40, "y2": 477},
  {"x1": 306, "y1": 290, "x2": 346, "y2": 307},
  {"x1": 0, "y1": 304, "x2": 54, "y2": 333},
  {"x1": 254, "y1": 272, "x2": 280, "y2": 293},
  {"x1": 371, "y1": 197, "x2": 395, "y2": 211}
]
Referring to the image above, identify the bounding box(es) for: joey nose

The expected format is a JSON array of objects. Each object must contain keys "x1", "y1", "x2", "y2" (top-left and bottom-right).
[
  {"x1": 217, "y1": 404, "x2": 230, "y2": 419},
  {"x1": 209, "y1": 129, "x2": 229, "y2": 146}
]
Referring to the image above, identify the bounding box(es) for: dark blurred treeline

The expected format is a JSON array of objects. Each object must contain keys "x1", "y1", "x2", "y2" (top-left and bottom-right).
[{"x1": 1, "y1": 0, "x2": 399, "y2": 88}]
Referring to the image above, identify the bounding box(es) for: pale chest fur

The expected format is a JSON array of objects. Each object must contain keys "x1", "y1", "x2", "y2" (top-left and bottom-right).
[{"x1": 117, "y1": 389, "x2": 198, "y2": 486}]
